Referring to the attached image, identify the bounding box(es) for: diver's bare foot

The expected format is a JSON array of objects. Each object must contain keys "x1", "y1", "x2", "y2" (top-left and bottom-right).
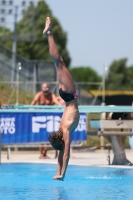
[{"x1": 43, "y1": 17, "x2": 52, "y2": 36}]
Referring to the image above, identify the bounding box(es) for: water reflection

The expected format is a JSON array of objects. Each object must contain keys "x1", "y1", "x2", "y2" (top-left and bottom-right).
[{"x1": 52, "y1": 187, "x2": 68, "y2": 200}]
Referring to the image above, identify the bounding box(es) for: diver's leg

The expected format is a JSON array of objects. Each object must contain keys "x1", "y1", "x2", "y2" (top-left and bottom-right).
[{"x1": 43, "y1": 17, "x2": 76, "y2": 93}]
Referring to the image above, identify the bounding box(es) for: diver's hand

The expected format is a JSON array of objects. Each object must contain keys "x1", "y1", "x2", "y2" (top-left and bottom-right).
[{"x1": 53, "y1": 175, "x2": 64, "y2": 181}]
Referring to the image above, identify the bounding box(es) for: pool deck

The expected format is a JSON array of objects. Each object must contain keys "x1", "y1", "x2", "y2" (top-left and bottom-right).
[{"x1": 1, "y1": 149, "x2": 133, "y2": 168}]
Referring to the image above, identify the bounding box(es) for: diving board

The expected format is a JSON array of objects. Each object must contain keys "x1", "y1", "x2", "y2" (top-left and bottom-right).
[
  {"x1": 90, "y1": 120, "x2": 133, "y2": 129},
  {"x1": 1, "y1": 105, "x2": 133, "y2": 113},
  {"x1": 90, "y1": 120, "x2": 133, "y2": 136}
]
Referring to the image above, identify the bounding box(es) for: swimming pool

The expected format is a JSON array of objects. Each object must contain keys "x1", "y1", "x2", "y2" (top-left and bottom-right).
[{"x1": 0, "y1": 163, "x2": 133, "y2": 200}]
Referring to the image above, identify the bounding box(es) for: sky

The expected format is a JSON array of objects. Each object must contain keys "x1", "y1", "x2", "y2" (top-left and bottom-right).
[
  {"x1": 1, "y1": 0, "x2": 133, "y2": 75},
  {"x1": 44, "y1": 0, "x2": 133, "y2": 75}
]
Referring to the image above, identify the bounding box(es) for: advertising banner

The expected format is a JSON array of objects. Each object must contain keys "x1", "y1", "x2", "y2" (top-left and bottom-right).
[{"x1": 0, "y1": 112, "x2": 87, "y2": 144}]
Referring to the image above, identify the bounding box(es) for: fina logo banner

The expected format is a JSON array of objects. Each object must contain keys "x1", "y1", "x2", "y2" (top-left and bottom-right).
[
  {"x1": 32, "y1": 114, "x2": 86, "y2": 133},
  {"x1": 0, "y1": 112, "x2": 87, "y2": 144},
  {"x1": 32, "y1": 116, "x2": 61, "y2": 133}
]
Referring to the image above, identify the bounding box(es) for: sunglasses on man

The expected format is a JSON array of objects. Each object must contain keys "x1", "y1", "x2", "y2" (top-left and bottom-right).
[{"x1": 42, "y1": 87, "x2": 49, "y2": 91}]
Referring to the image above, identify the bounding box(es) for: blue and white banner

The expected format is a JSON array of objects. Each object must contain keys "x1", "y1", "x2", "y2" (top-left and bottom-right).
[{"x1": 0, "y1": 112, "x2": 87, "y2": 144}]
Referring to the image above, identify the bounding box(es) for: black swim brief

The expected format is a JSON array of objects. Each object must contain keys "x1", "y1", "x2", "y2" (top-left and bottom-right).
[{"x1": 59, "y1": 88, "x2": 78, "y2": 102}]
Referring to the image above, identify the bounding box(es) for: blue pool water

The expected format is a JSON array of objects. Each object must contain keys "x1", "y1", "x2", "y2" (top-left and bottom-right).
[{"x1": 0, "y1": 164, "x2": 133, "y2": 200}]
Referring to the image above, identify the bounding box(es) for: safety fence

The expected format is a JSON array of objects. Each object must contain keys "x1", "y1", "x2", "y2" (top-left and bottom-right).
[{"x1": 0, "y1": 43, "x2": 102, "y2": 105}]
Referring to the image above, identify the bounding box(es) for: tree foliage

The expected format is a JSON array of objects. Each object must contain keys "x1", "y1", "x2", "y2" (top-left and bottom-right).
[
  {"x1": 16, "y1": 0, "x2": 71, "y2": 67},
  {"x1": 0, "y1": 26, "x2": 12, "y2": 48},
  {"x1": 69, "y1": 67, "x2": 102, "y2": 89},
  {"x1": 106, "y1": 58, "x2": 133, "y2": 90},
  {"x1": 0, "y1": 0, "x2": 71, "y2": 67}
]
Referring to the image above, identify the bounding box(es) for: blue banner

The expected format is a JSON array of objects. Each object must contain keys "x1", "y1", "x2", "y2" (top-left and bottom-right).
[{"x1": 0, "y1": 112, "x2": 87, "y2": 144}]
